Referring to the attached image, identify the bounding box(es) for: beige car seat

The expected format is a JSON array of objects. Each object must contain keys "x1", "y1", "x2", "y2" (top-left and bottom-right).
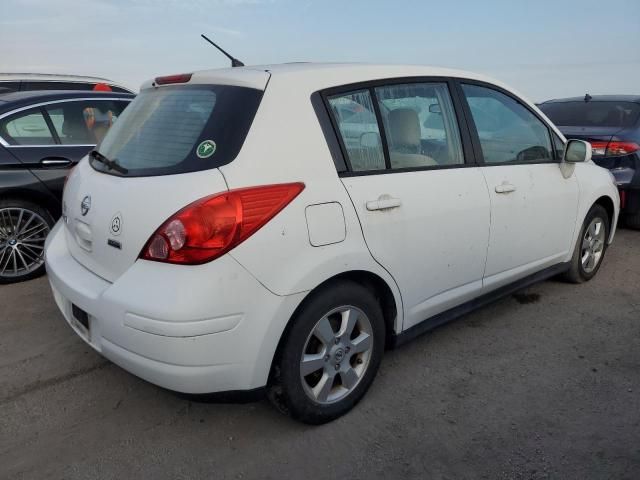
[{"x1": 387, "y1": 108, "x2": 437, "y2": 168}]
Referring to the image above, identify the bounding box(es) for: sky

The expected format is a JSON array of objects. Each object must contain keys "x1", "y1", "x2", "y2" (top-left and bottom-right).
[{"x1": 1, "y1": 0, "x2": 639, "y2": 101}]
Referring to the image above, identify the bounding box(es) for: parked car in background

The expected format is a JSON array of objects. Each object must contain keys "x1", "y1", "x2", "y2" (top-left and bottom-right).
[
  {"x1": 0, "y1": 73, "x2": 134, "y2": 94},
  {"x1": 46, "y1": 64, "x2": 618, "y2": 424},
  {"x1": 0, "y1": 90, "x2": 133, "y2": 283},
  {"x1": 539, "y1": 95, "x2": 640, "y2": 229}
]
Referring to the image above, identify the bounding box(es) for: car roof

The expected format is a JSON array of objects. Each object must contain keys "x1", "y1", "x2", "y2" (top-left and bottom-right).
[
  {"x1": 0, "y1": 90, "x2": 135, "y2": 114},
  {"x1": 540, "y1": 95, "x2": 640, "y2": 105},
  {"x1": 0, "y1": 72, "x2": 131, "y2": 89},
  {"x1": 141, "y1": 62, "x2": 515, "y2": 95}
]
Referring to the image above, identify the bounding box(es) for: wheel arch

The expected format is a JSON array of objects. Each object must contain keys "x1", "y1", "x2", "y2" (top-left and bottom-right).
[
  {"x1": 0, "y1": 187, "x2": 60, "y2": 219},
  {"x1": 588, "y1": 194, "x2": 617, "y2": 244},
  {"x1": 594, "y1": 194, "x2": 615, "y2": 229},
  {"x1": 267, "y1": 269, "x2": 401, "y2": 386}
]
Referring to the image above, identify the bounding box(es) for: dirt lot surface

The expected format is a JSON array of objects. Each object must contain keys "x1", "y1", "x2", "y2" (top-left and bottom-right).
[{"x1": 1, "y1": 230, "x2": 639, "y2": 479}]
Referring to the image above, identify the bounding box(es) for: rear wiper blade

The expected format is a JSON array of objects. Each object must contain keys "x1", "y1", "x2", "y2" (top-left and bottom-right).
[{"x1": 89, "y1": 150, "x2": 128, "y2": 175}]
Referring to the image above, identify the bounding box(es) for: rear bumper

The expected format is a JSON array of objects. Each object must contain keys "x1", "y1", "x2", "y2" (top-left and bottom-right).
[{"x1": 45, "y1": 220, "x2": 305, "y2": 394}]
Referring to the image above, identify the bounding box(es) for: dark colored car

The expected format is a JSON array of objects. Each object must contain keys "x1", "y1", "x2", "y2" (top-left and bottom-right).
[
  {"x1": 0, "y1": 73, "x2": 133, "y2": 94},
  {"x1": 538, "y1": 95, "x2": 640, "y2": 229},
  {"x1": 0, "y1": 90, "x2": 133, "y2": 283}
]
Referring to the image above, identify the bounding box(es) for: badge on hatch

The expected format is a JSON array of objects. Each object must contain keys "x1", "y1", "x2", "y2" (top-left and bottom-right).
[
  {"x1": 81, "y1": 195, "x2": 91, "y2": 216},
  {"x1": 110, "y1": 212, "x2": 123, "y2": 236},
  {"x1": 196, "y1": 140, "x2": 217, "y2": 158}
]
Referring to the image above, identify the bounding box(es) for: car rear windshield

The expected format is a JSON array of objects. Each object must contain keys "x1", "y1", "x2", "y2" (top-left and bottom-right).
[
  {"x1": 92, "y1": 84, "x2": 263, "y2": 176},
  {"x1": 540, "y1": 101, "x2": 640, "y2": 128}
]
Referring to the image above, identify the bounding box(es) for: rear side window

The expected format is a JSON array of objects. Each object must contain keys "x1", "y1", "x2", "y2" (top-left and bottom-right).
[
  {"x1": 328, "y1": 90, "x2": 386, "y2": 172},
  {"x1": 539, "y1": 101, "x2": 640, "y2": 128},
  {"x1": 0, "y1": 108, "x2": 55, "y2": 145},
  {"x1": 327, "y1": 82, "x2": 464, "y2": 173},
  {"x1": 46, "y1": 100, "x2": 128, "y2": 145},
  {"x1": 93, "y1": 85, "x2": 263, "y2": 176}
]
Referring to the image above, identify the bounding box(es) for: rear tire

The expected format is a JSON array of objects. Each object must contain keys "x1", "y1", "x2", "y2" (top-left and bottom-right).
[
  {"x1": 563, "y1": 204, "x2": 609, "y2": 283},
  {"x1": 268, "y1": 280, "x2": 385, "y2": 424},
  {"x1": 0, "y1": 198, "x2": 54, "y2": 284}
]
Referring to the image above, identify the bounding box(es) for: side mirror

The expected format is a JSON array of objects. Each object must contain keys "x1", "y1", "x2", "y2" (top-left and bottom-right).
[
  {"x1": 360, "y1": 131, "x2": 382, "y2": 149},
  {"x1": 563, "y1": 139, "x2": 592, "y2": 163}
]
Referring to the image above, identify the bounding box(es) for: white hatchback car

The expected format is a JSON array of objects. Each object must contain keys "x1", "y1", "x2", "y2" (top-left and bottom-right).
[{"x1": 45, "y1": 63, "x2": 619, "y2": 424}]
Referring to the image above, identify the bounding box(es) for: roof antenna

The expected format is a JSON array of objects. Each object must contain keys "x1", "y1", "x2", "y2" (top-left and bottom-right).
[
  {"x1": 201, "y1": 34, "x2": 245, "y2": 67},
  {"x1": 584, "y1": 93, "x2": 592, "y2": 102}
]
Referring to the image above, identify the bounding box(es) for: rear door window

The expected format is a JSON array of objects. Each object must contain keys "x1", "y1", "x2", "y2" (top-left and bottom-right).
[
  {"x1": 375, "y1": 82, "x2": 464, "y2": 169},
  {"x1": 46, "y1": 100, "x2": 128, "y2": 145},
  {"x1": 0, "y1": 108, "x2": 55, "y2": 145},
  {"x1": 93, "y1": 85, "x2": 263, "y2": 176},
  {"x1": 539, "y1": 101, "x2": 640, "y2": 128}
]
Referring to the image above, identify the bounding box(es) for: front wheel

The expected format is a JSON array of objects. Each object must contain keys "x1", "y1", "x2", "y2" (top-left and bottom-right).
[
  {"x1": 269, "y1": 280, "x2": 385, "y2": 424},
  {"x1": 564, "y1": 204, "x2": 610, "y2": 283}
]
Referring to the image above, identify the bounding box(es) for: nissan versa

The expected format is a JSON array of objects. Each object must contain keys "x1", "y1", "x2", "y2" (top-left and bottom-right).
[{"x1": 45, "y1": 64, "x2": 619, "y2": 424}]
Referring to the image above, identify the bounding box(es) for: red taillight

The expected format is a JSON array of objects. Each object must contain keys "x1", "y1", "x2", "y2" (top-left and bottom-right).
[
  {"x1": 140, "y1": 183, "x2": 305, "y2": 265},
  {"x1": 590, "y1": 141, "x2": 640, "y2": 157},
  {"x1": 154, "y1": 73, "x2": 193, "y2": 85},
  {"x1": 605, "y1": 141, "x2": 640, "y2": 156},
  {"x1": 589, "y1": 141, "x2": 608, "y2": 157}
]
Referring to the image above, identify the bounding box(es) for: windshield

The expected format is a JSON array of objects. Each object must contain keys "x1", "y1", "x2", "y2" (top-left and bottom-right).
[
  {"x1": 92, "y1": 84, "x2": 263, "y2": 176},
  {"x1": 540, "y1": 101, "x2": 640, "y2": 128}
]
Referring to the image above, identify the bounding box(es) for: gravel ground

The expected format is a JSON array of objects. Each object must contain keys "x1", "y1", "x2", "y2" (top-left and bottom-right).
[{"x1": 1, "y1": 230, "x2": 639, "y2": 480}]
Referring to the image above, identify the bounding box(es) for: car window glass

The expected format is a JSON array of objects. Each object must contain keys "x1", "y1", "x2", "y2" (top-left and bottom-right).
[
  {"x1": 552, "y1": 132, "x2": 565, "y2": 160},
  {"x1": 0, "y1": 81, "x2": 20, "y2": 94},
  {"x1": 46, "y1": 100, "x2": 127, "y2": 145},
  {"x1": 462, "y1": 84, "x2": 553, "y2": 164},
  {"x1": 0, "y1": 108, "x2": 55, "y2": 145},
  {"x1": 539, "y1": 101, "x2": 640, "y2": 128},
  {"x1": 93, "y1": 85, "x2": 262, "y2": 177},
  {"x1": 375, "y1": 82, "x2": 464, "y2": 169},
  {"x1": 22, "y1": 81, "x2": 94, "y2": 91},
  {"x1": 110, "y1": 86, "x2": 131, "y2": 94},
  {"x1": 328, "y1": 90, "x2": 385, "y2": 172}
]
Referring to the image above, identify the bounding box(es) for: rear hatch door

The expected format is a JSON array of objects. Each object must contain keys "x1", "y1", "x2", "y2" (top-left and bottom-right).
[
  {"x1": 62, "y1": 72, "x2": 268, "y2": 282},
  {"x1": 557, "y1": 125, "x2": 623, "y2": 144},
  {"x1": 63, "y1": 162, "x2": 228, "y2": 282}
]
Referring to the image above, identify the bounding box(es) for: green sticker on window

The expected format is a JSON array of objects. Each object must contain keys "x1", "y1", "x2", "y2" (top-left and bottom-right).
[{"x1": 196, "y1": 140, "x2": 217, "y2": 158}]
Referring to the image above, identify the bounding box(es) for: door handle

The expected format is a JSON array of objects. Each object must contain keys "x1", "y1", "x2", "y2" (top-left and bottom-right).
[
  {"x1": 495, "y1": 183, "x2": 516, "y2": 194},
  {"x1": 40, "y1": 157, "x2": 72, "y2": 168},
  {"x1": 366, "y1": 196, "x2": 402, "y2": 211}
]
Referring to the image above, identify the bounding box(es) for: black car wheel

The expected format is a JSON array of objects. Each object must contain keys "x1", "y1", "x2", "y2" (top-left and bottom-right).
[
  {"x1": 269, "y1": 280, "x2": 386, "y2": 424},
  {"x1": 0, "y1": 199, "x2": 54, "y2": 284},
  {"x1": 563, "y1": 204, "x2": 610, "y2": 283}
]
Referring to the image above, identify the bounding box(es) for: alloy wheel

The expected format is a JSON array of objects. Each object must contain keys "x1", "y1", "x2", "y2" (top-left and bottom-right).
[
  {"x1": 580, "y1": 217, "x2": 605, "y2": 274},
  {"x1": 300, "y1": 305, "x2": 374, "y2": 404},
  {"x1": 0, "y1": 208, "x2": 50, "y2": 279}
]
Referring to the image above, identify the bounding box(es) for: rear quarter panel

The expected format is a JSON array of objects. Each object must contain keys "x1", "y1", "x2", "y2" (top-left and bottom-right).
[{"x1": 218, "y1": 73, "x2": 404, "y2": 333}]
